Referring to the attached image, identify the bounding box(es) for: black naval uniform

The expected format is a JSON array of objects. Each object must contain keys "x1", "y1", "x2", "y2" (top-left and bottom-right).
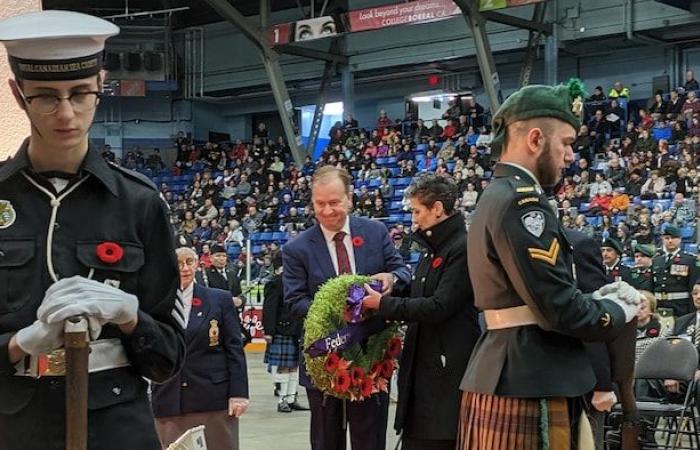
[
  {"x1": 0, "y1": 141, "x2": 185, "y2": 450},
  {"x1": 462, "y1": 163, "x2": 626, "y2": 430},
  {"x1": 623, "y1": 264, "x2": 654, "y2": 292},
  {"x1": 652, "y1": 250, "x2": 699, "y2": 317}
]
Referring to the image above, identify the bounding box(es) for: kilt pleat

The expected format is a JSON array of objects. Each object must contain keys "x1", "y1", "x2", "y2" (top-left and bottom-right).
[
  {"x1": 458, "y1": 392, "x2": 571, "y2": 450},
  {"x1": 264, "y1": 335, "x2": 300, "y2": 369}
]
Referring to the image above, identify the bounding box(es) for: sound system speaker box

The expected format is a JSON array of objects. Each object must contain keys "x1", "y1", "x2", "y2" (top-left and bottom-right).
[
  {"x1": 124, "y1": 53, "x2": 142, "y2": 71},
  {"x1": 144, "y1": 52, "x2": 162, "y2": 71},
  {"x1": 104, "y1": 52, "x2": 120, "y2": 71},
  {"x1": 652, "y1": 75, "x2": 670, "y2": 95}
]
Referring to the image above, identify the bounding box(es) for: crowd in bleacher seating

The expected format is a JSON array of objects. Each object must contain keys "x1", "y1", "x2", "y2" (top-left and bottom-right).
[{"x1": 101, "y1": 75, "x2": 700, "y2": 273}]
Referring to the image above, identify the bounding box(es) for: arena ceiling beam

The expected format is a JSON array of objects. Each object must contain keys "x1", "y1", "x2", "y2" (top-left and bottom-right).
[
  {"x1": 204, "y1": 0, "x2": 306, "y2": 165},
  {"x1": 276, "y1": 45, "x2": 349, "y2": 64},
  {"x1": 480, "y1": 10, "x2": 552, "y2": 35},
  {"x1": 453, "y1": 0, "x2": 503, "y2": 115}
]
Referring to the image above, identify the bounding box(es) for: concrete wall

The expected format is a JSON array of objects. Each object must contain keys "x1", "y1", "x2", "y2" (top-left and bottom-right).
[{"x1": 0, "y1": 0, "x2": 41, "y2": 160}]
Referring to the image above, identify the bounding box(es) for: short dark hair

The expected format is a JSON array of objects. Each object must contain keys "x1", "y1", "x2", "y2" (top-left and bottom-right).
[{"x1": 404, "y1": 173, "x2": 459, "y2": 215}]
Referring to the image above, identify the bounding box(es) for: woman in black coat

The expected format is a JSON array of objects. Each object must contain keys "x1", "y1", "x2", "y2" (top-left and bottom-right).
[{"x1": 363, "y1": 173, "x2": 480, "y2": 450}]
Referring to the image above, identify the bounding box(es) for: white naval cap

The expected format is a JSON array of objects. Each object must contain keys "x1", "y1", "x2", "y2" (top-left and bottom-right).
[{"x1": 0, "y1": 10, "x2": 119, "y2": 81}]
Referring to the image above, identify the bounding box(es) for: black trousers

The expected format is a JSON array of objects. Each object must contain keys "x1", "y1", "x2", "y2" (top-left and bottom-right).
[
  {"x1": 0, "y1": 377, "x2": 161, "y2": 450},
  {"x1": 307, "y1": 388, "x2": 389, "y2": 450}
]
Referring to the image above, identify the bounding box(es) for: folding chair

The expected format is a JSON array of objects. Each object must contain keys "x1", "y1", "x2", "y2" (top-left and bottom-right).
[{"x1": 627, "y1": 337, "x2": 699, "y2": 449}]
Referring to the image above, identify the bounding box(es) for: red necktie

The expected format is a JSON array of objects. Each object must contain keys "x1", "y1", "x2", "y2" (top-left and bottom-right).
[{"x1": 333, "y1": 232, "x2": 352, "y2": 275}]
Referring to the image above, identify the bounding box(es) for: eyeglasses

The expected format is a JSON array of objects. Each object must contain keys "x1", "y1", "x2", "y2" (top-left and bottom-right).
[
  {"x1": 177, "y1": 258, "x2": 197, "y2": 269},
  {"x1": 19, "y1": 90, "x2": 102, "y2": 115}
]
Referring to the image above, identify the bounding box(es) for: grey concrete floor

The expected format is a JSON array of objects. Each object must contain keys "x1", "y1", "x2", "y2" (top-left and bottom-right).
[{"x1": 239, "y1": 351, "x2": 400, "y2": 450}]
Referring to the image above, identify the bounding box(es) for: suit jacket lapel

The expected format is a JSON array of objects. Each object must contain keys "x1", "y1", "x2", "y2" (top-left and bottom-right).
[
  {"x1": 309, "y1": 225, "x2": 337, "y2": 280},
  {"x1": 187, "y1": 284, "x2": 211, "y2": 344},
  {"x1": 350, "y1": 217, "x2": 367, "y2": 275}
]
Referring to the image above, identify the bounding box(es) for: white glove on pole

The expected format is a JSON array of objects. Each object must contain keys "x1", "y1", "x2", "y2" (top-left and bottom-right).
[
  {"x1": 38, "y1": 276, "x2": 138, "y2": 326},
  {"x1": 15, "y1": 321, "x2": 64, "y2": 356}
]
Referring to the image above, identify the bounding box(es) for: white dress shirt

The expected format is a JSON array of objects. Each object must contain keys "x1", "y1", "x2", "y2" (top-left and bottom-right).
[{"x1": 320, "y1": 217, "x2": 357, "y2": 275}]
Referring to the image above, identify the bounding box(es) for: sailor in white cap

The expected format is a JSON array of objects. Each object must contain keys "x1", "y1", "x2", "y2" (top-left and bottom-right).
[{"x1": 0, "y1": 11, "x2": 185, "y2": 450}]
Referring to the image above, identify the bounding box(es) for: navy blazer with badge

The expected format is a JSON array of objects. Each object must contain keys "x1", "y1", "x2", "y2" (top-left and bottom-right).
[
  {"x1": 151, "y1": 284, "x2": 248, "y2": 417},
  {"x1": 282, "y1": 215, "x2": 411, "y2": 387}
]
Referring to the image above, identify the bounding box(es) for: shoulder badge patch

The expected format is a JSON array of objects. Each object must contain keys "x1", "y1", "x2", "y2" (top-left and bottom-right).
[
  {"x1": 0, "y1": 200, "x2": 16, "y2": 229},
  {"x1": 516, "y1": 186, "x2": 535, "y2": 193},
  {"x1": 521, "y1": 210, "x2": 545, "y2": 238}
]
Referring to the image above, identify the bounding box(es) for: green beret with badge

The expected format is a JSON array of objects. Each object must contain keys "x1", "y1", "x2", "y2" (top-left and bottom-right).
[
  {"x1": 601, "y1": 238, "x2": 623, "y2": 255},
  {"x1": 490, "y1": 78, "x2": 586, "y2": 158},
  {"x1": 634, "y1": 244, "x2": 655, "y2": 258},
  {"x1": 662, "y1": 225, "x2": 681, "y2": 238}
]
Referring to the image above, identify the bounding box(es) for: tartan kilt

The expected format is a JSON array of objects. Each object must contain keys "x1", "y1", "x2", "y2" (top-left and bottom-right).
[
  {"x1": 458, "y1": 392, "x2": 572, "y2": 450},
  {"x1": 264, "y1": 335, "x2": 300, "y2": 369}
]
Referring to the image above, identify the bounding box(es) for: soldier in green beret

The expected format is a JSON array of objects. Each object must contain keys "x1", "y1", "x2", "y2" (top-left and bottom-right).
[
  {"x1": 601, "y1": 238, "x2": 630, "y2": 283},
  {"x1": 623, "y1": 244, "x2": 655, "y2": 292},
  {"x1": 459, "y1": 80, "x2": 640, "y2": 450},
  {"x1": 652, "y1": 225, "x2": 699, "y2": 317}
]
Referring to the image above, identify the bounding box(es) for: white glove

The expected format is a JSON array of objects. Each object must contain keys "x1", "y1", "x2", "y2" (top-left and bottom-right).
[
  {"x1": 591, "y1": 390, "x2": 617, "y2": 412},
  {"x1": 38, "y1": 276, "x2": 139, "y2": 326},
  {"x1": 616, "y1": 281, "x2": 642, "y2": 306},
  {"x1": 15, "y1": 321, "x2": 64, "y2": 356}
]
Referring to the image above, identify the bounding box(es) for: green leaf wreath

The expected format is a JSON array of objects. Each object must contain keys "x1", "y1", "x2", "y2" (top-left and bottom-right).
[{"x1": 303, "y1": 274, "x2": 401, "y2": 401}]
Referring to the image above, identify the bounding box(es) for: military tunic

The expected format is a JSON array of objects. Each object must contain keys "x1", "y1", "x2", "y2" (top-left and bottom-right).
[
  {"x1": 652, "y1": 251, "x2": 699, "y2": 317},
  {"x1": 623, "y1": 265, "x2": 654, "y2": 292},
  {"x1": 0, "y1": 141, "x2": 185, "y2": 450},
  {"x1": 461, "y1": 163, "x2": 626, "y2": 398},
  {"x1": 604, "y1": 259, "x2": 631, "y2": 284}
]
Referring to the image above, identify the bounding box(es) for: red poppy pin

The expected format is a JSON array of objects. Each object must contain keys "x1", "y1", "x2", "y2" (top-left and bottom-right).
[
  {"x1": 432, "y1": 256, "x2": 443, "y2": 269},
  {"x1": 675, "y1": 255, "x2": 681, "y2": 263},
  {"x1": 647, "y1": 328, "x2": 659, "y2": 338},
  {"x1": 192, "y1": 297, "x2": 202, "y2": 307},
  {"x1": 352, "y1": 236, "x2": 365, "y2": 247},
  {"x1": 96, "y1": 241, "x2": 124, "y2": 264}
]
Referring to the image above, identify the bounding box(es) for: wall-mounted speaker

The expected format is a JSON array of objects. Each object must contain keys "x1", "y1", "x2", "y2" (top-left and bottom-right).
[
  {"x1": 104, "y1": 52, "x2": 121, "y2": 71},
  {"x1": 124, "y1": 53, "x2": 142, "y2": 71},
  {"x1": 144, "y1": 52, "x2": 162, "y2": 71}
]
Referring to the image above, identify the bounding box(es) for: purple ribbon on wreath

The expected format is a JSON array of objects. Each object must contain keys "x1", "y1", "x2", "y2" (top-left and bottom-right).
[{"x1": 305, "y1": 281, "x2": 385, "y2": 357}]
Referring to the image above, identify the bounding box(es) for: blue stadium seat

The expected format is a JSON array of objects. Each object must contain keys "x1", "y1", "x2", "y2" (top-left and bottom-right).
[
  {"x1": 272, "y1": 232, "x2": 288, "y2": 242},
  {"x1": 389, "y1": 168, "x2": 401, "y2": 176},
  {"x1": 586, "y1": 216, "x2": 601, "y2": 227},
  {"x1": 579, "y1": 203, "x2": 590, "y2": 212},
  {"x1": 403, "y1": 213, "x2": 412, "y2": 224},
  {"x1": 395, "y1": 178, "x2": 411, "y2": 187},
  {"x1": 685, "y1": 243, "x2": 698, "y2": 255},
  {"x1": 612, "y1": 215, "x2": 627, "y2": 225},
  {"x1": 681, "y1": 227, "x2": 695, "y2": 240},
  {"x1": 386, "y1": 157, "x2": 398, "y2": 165},
  {"x1": 416, "y1": 144, "x2": 427, "y2": 152},
  {"x1": 260, "y1": 232, "x2": 274, "y2": 242},
  {"x1": 376, "y1": 157, "x2": 388, "y2": 165},
  {"x1": 252, "y1": 245, "x2": 263, "y2": 254},
  {"x1": 249, "y1": 232, "x2": 262, "y2": 242},
  {"x1": 227, "y1": 246, "x2": 241, "y2": 258},
  {"x1": 389, "y1": 213, "x2": 403, "y2": 224},
  {"x1": 655, "y1": 199, "x2": 672, "y2": 210},
  {"x1": 408, "y1": 252, "x2": 420, "y2": 264},
  {"x1": 389, "y1": 201, "x2": 404, "y2": 211}
]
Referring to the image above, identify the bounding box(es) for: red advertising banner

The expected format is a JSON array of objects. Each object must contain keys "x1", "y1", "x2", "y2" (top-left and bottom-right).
[
  {"x1": 120, "y1": 79, "x2": 145, "y2": 97},
  {"x1": 347, "y1": 0, "x2": 461, "y2": 33}
]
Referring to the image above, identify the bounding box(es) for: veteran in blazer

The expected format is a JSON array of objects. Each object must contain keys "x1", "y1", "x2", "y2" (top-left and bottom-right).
[{"x1": 152, "y1": 247, "x2": 249, "y2": 450}]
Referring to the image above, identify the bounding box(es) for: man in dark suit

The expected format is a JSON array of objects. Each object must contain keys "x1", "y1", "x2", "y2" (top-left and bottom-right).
[
  {"x1": 567, "y1": 229, "x2": 616, "y2": 449},
  {"x1": 283, "y1": 166, "x2": 411, "y2": 450},
  {"x1": 152, "y1": 247, "x2": 248, "y2": 450},
  {"x1": 197, "y1": 244, "x2": 244, "y2": 304}
]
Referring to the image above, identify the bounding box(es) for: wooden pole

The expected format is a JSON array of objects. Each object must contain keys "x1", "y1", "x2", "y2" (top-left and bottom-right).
[
  {"x1": 64, "y1": 316, "x2": 89, "y2": 450},
  {"x1": 608, "y1": 318, "x2": 640, "y2": 450}
]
